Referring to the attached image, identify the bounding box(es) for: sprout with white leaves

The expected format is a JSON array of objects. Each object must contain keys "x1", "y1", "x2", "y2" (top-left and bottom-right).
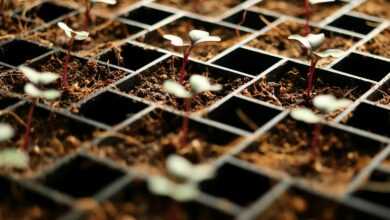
[
  {"x1": 148, "y1": 154, "x2": 215, "y2": 201},
  {"x1": 163, "y1": 75, "x2": 222, "y2": 145},
  {"x1": 84, "y1": 0, "x2": 117, "y2": 29},
  {"x1": 288, "y1": 33, "x2": 344, "y2": 97},
  {"x1": 166, "y1": 155, "x2": 215, "y2": 182},
  {"x1": 0, "y1": 124, "x2": 29, "y2": 169},
  {"x1": 291, "y1": 108, "x2": 321, "y2": 124},
  {"x1": 163, "y1": 30, "x2": 221, "y2": 84},
  {"x1": 0, "y1": 148, "x2": 29, "y2": 169},
  {"x1": 19, "y1": 66, "x2": 61, "y2": 150},
  {"x1": 58, "y1": 22, "x2": 90, "y2": 89},
  {"x1": 148, "y1": 176, "x2": 199, "y2": 201},
  {"x1": 291, "y1": 94, "x2": 352, "y2": 122},
  {"x1": 19, "y1": 66, "x2": 61, "y2": 100},
  {"x1": 163, "y1": 75, "x2": 222, "y2": 98},
  {"x1": 288, "y1": 33, "x2": 344, "y2": 58},
  {"x1": 290, "y1": 94, "x2": 352, "y2": 159},
  {"x1": 0, "y1": 123, "x2": 14, "y2": 142},
  {"x1": 313, "y1": 94, "x2": 352, "y2": 113}
]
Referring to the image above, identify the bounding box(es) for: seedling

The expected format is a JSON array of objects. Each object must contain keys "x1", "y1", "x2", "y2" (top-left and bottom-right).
[
  {"x1": 288, "y1": 33, "x2": 344, "y2": 97},
  {"x1": 290, "y1": 94, "x2": 352, "y2": 161},
  {"x1": 0, "y1": 123, "x2": 29, "y2": 169},
  {"x1": 148, "y1": 154, "x2": 215, "y2": 201},
  {"x1": 19, "y1": 66, "x2": 61, "y2": 151},
  {"x1": 163, "y1": 74, "x2": 222, "y2": 145},
  {"x1": 163, "y1": 30, "x2": 221, "y2": 84},
  {"x1": 84, "y1": 0, "x2": 117, "y2": 29},
  {"x1": 304, "y1": 0, "x2": 336, "y2": 35},
  {"x1": 58, "y1": 22, "x2": 89, "y2": 89}
]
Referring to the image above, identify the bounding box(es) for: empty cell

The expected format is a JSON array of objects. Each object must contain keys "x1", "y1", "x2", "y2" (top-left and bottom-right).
[
  {"x1": 333, "y1": 53, "x2": 390, "y2": 82},
  {"x1": 0, "y1": 40, "x2": 50, "y2": 66},
  {"x1": 224, "y1": 10, "x2": 276, "y2": 30},
  {"x1": 23, "y1": 2, "x2": 74, "y2": 22},
  {"x1": 353, "y1": 170, "x2": 390, "y2": 210},
  {"x1": 98, "y1": 43, "x2": 165, "y2": 71},
  {"x1": 0, "y1": 94, "x2": 19, "y2": 110},
  {"x1": 342, "y1": 102, "x2": 390, "y2": 138},
  {"x1": 200, "y1": 162, "x2": 276, "y2": 207},
  {"x1": 213, "y1": 47, "x2": 280, "y2": 76},
  {"x1": 207, "y1": 96, "x2": 280, "y2": 132},
  {"x1": 328, "y1": 14, "x2": 379, "y2": 35},
  {"x1": 79, "y1": 91, "x2": 148, "y2": 126},
  {"x1": 121, "y1": 6, "x2": 173, "y2": 25},
  {"x1": 39, "y1": 155, "x2": 124, "y2": 198}
]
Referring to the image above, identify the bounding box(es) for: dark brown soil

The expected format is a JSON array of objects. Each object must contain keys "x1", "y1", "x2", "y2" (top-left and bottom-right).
[
  {"x1": 88, "y1": 110, "x2": 243, "y2": 175},
  {"x1": 28, "y1": 13, "x2": 141, "y2": 57},
  {"x1": 0, "y1": 15, "x2": 38, "y2": 43},
  {"x1": 241, "y1": 66, "x2": 367, "y2": 118},
  {"x1": 247, "y1": 20, "x2": 357, "y2": 67},
  {"x1": 237, "y1": 119, "x2": 379, "y2": 194},
  {"x1": 156, "y1": 0, "x2": 242, "y2": 17},
  {"x1": 81, "y1": 181, "x2": 229, "y2": 220},
  {"x1": 258, "y1": 189, "x2": 372, "y2": 220},
  {"x1": 254, "y1": 0, "x2": 345, "y2": 22},
  {"x1": 359, "y1": 28, "x2": 390, "y2": 58},
  {"x1": 2, "y1": 0, "x2": 40, "y2": 11},
  {"x1": 0, "y1": 104, "x2": 100, "y2": 178},
  {"x1": 354, "y1": 0, "x2": 390, "y2": 19},
  {"x1": 0, "y1": 53, "x2": 128, "y2": 110},
  {"x1": 0, "y1": 203, "x2": 63, "y2": 220},
  {"x1": 125, "y1": 57, "x2": 250, "y2": 112},
  {"x1": 137, "y1": 17, "x2": 247, "y2": 61},
  {"x1": 0, "y1": 185, "x2": 66, "y2": 220}
]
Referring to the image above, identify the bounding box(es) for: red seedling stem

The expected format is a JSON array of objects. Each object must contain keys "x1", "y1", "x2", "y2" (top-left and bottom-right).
[
  {"x1": 84, "y1": 1, "x2": 91, "y2": 30},
  {"x1": 178, "y1": 45, "x2": 193, "y2": 85},
  {"x1": 235, "y1": 10, "x2": 248, "y2": 38},
  {"x1": 303, "y1": 0, "x2": 311, "y2": 36},
  {"x1": 305, "y1": 56, "x2": 319, "y2": 97},
  {"x1": 62, "y1": 37, "x2": 74, "y2": 89},
  {"x1": 180, "y1": 98, "x2": 191, "y2": 146},
  {"x1": 310, "y1": 123, "x2": 321, "y2": 159},
  {"x1": 22, "y1": 100, "x2": 36, "y2": 151}
]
